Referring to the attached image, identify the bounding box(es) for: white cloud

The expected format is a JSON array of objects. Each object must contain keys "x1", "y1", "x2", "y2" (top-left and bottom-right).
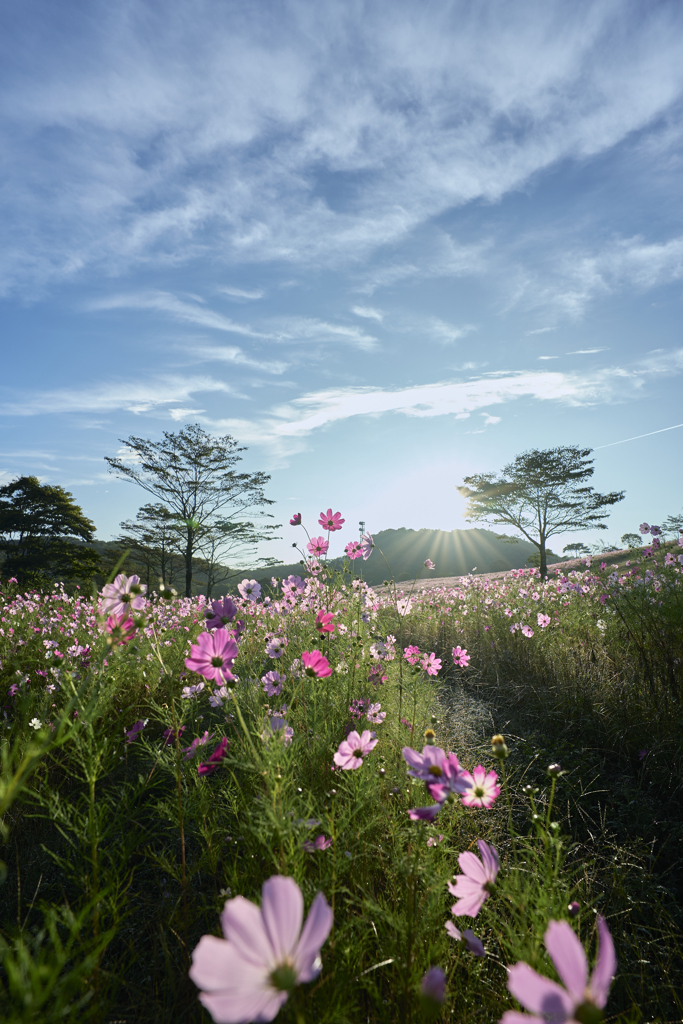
[
  {"x1": 188, "y1": 344, "x2": 288, "y2": 375},
  {"x1": 538, "y1": 355, "x2": 559, "y2": 360},
  {"x1": 567, "y1": 348, "x2": 608, "y2": 354},
  {"x1": 86, "y1": 291, "x2": 270, "y2": 338},
  {"x1": 351, "y1": 305, "x2": 384, "y2": 321},
  {"x1": 268, "y1": 316, "x2": 379, "y2": 351},
  {"x1": 526, "y1": 327, "x2": 556, "y2": 335},
  {"x1": 221, "y1": 286, "x2": 265, "y2": 300},
  {"x1": 427, "y1": 319, "x2": 477, "y2": 345}
]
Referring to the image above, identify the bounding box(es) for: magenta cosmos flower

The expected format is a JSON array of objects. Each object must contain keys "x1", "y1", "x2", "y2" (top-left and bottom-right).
[
  {"x1": 421, "y1": 652, "x2": 442, "y2": 676},
  {"x1": 105, "y1": 613, "x2": 137, "y2": 645},
  {"x1": 100, "y1": 573, "x2": 147, "y2": 617},
  {"x1": 185, "y1": 629, "x2": 238, "y2": 684},
  {"x1": 307, "y1": 536, "x2": 329, "y2": 558},
  {"x1": 303, "y1": 835, "x2": 332, "y2": 852},
  {"x1": 345, "y1": 540, "x2": 362, "y2": 559},
  {"x1": 198, "y1": 737, "x2": 230, "y2": 776},
  {"x1": 301, "y1": 650, "x2": 332, "y2": 678},
  {"x1": 448, "y1": 839, "x2": 500, "y2": 917},
  {"x1": 315, "y1": 610, "x2": 335, "y2": 633},
  {"x1": 459, "y1": 766, "x2": 500, "y2": 808},
  {"x1": 452, "y1": 646, "x2": 470, "y2": 667},
  {"x1": 502, "y1": 917, "x2": 616, "y2": 1024},
  {"x1": 318, "y1": 508, "x2": 345, "y2": 531},
  {"x1": 190, "y1": 875, "x2": 333, "y2": 1023},
  {"x1": 360, "y1": 531, "x2": 374, "y2": 560},
  {"x1": 289, "y1": 512, "x2": 302, "y2": 525},
  {"x1": 403, "y1": 744, "x2": 451, "y2": 782},
  {"x1": 205, "y1": 596, "x2": 237, "y2": 629},
  {"x1": 333, "y1": 729, "x2": 378, "y2": 769}
]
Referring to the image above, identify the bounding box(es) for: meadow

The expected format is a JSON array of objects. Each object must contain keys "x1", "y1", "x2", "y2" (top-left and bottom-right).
[{"x1": 1, "y1": 514, "x2": 682, "y2": 1023}]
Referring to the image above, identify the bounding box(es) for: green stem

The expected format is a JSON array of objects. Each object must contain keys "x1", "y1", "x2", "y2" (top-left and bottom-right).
[{"x1": 230, "y1": 689, "x2": 261, "y2": 765}]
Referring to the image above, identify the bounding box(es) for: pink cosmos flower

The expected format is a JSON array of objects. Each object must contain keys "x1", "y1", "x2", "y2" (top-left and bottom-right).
[
  {"x1": 205, "y1": 597, "x2": 238, "y2": 629},
  {"x1": 408, "y1": 804, "x2": 443, "y2": 821},
  {"x1": 521, "y1": 625, "x2": 534, "y2": 638},
  {"x1": 344, "y1": 541, "x2": 362, "y2": 559},
  {"x1": 537, "y1": 613, "x2": 551, "y2": 628},
  {"x1": 163, "y1": 725, "x2": 186, "y2": 745},
  {"x1": 262, "y1": 670, "x2": 286, "y2": 696},
  {"x1": 445, "y1": 922, "x2": 486, "y2": 957},
  {"x1": 301, "y1": 650, "x2": 332, "y2": 678},
  {"x1": 197, "y1": 737, "x2": 229, "y2": 776},
  {"x1": 105, "y1": 614, "x2": 137, "y2": 645},
  {"x1": 501, "y1": 917, "x2": 616, "y2": 1024},
  {"x1": 427, "y1": 835, "x2": 445, "y2": 847},
  {"x1": 360, "y1": 531, "x2": 374, "y2": 560},
  {"x1": 404, "y1": 644, "x2": 421, "y2": 665},
  {"x1": 238, "y1": 579, "x2": 261, "y2": 602},
  {"x1": 303, "y1": 835, "x2": 332, "y2": 852},
  {"x1": 289, "y1": 513, "x2": 302, "y2": 525},
  {"x1": 183, "y1": 731, "x2": 215, "y2": 760},
  {"x1": 333, "y1": 729, "x2": 378, "y2": 769},
  {"x1": 421, "y1": 652, "x2": 442, "y2": 676},
  {"x1": 307, "y1": 536, "x2": 329, "y2": 558},
  {"x1": 366, "y1": 702, "x2": 386, "y2": 724},
  {"x1": 459, "y1": 766, "x2": 500, "y2": 808},
  {"x1": 403, "y1": 745, "x2": 450, "y2": 783},
  {"x1": 452, "y1": 646, "x2": 471, "y2": 667},
  {"x1": 185, "y1": 629, "x2": 238, "y2": 684},
  {"x1": 315, "y1": 610, "x2": 335, "y2": 634},
  {"x1": 125, "y1": 719, "x2": 147, "y2": 743},
  {"x1": 424, "y1": 559, "x2": 436, "y2": 570},
  {"x1": 189, "y1": 875, "x2": 333, "y2": 1023},
  {"x1": 427, "y1": 754, "x2": 473, "y2": 804},
  {"x1": 318, "y1": 509, "x2": 345, "y2": 531},
  {"x1": 100, "y1": 573, "x2": 147, "y2": 617},
  {"x1": 265, "y1": 716, "x2": 294, "y2": 746},
  {"x1": 448, "y1": 839, "x2": 500, "y2": 917},
  {"x1": 265, "y1": 635, "x2": 287, "y2": 659},
  {"x1": 639, "y1": 522, "x2": 650, "y2": 534}
]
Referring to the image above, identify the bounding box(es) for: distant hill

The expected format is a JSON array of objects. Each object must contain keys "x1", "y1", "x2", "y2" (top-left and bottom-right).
[{"x1": 257, "y1": 527, "x2": 564, "y2": 588}]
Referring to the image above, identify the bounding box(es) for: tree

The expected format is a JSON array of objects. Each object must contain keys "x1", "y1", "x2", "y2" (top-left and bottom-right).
[
  {"x1": 0, "y1": 475, "x2": 99, "y2": 588},
  {"x1": 193, "y1": 518, "x2": 280, "y2": 598},
  {"x1": 457, "y1": 447, "x2": 625, "y2": 577},
  {"x1": 563, "y1": 542, "x2": 591, "y2": 558},
  {"x1": 105, "y1": 424, "x2": 279, "y2": 596},
  {"x1": 661, "y1": 512, "x2": 683, "y2": 540},
  {"x1": 620, "y1": 533, "x2": 642, "y2": 550},
  {"x1": 118, "y1": 503, "x2": 184, "y2": 589}
]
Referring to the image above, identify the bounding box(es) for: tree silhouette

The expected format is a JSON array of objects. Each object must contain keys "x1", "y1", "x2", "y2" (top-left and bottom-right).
[
  {"x1": 105, "y1": 424, "x2": 278, "y2": 596},
  {"x1": 457, "y1": 447, "x2": 624, "y2": 577},
  {"x1": 0, "y1": 475, "x2": 99, "y2": 588}
]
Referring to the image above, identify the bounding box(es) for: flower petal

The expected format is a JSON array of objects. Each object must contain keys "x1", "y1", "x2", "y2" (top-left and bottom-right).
[
  {"x1": 588, "y1": 916, "x2": 617, "y2": 1008},
  {"x1": 500, "y1": 1012, "x2": 546, "y2": 1024},
  {"x1": 507, "y1": 962, "x2": 575, "y2": 1018},
  {"x1": 544, "y1": 920, "x2": 587, "y2": 1002},
  {"x1": 199, "y1": 987, "x2": 287, "y2": 1024},
  {"x1": 477, "y1": 840, "x2": 500, "y2": 880},
  {"x1": 220, "y1": 897, "x2": 274, "y2": 968},
  {"x1": 293, "y1": 891, "x2": 333, "y2": 982},
  {"x1": 458, "y1": 850, "x2": 488, "y2": 884},
  {"x1": 260, "y1": 876, "x2": 304, "y2": 964},
  {"x1": 189, "y1": 934, "x2": 269, "y2": 996}
]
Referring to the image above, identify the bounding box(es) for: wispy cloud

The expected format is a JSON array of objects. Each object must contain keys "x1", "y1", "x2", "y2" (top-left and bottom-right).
[
  {"x1": 86, "y1": 291, "x2": 270, "y2": 338},
  {"x1": 187, "y1": 344, "x2": 288, "y2": 375},
  {"x1": 220, "y1": 286, "x2": 265, "y2": 300},
  {"x1": 269, "y1": 317, "x2": 379, "y2": 351},
  {"x1": 526, "y1": 327, "x2": 556, "y2": 335},
  {"x1": 567, "y1": 348, "x2": 608, "y2": 354}
]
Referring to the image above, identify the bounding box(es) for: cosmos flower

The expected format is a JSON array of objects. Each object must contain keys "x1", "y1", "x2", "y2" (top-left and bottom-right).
[
  {"x1": 448, "y1": 840, "x2": 499, "y2": 917},
  {"x1": 333, "y1": 729, "x2": 378, "y2": 769},
  {"x1": 318, "y1": 509, "x2": 345, "y2": 531}
]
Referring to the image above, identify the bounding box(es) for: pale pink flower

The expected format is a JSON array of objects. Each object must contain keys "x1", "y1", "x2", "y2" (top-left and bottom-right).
[
  {"x1": 424, "y1": 559, "x2": 436, "y2": 570},
  {"x1": 427, "y1": 835, "x2": 444, "y2": 847},
  {"x1": 262, "y1": 671, "x2": 286, "y2": 696},
  {"x1": 452, "y1": 646, "x2": 470, "y2": 667},
  {"x1": 639, "y1": 522, "x2": 650, "y2": 534},
  {"x1": 404, "y1": 644, "x2": 421, "y2": 665},
  {"x1": 403, "y1": 744, "x2": 449, "y2": 782},
  {"x1": 421, "y1": 652, "x2": 442, "y2": 676},
  {"x1": 189, "y1": 875, "x2": 333, "y2": 1023},
  {"x1": 100, "y1": 573, "x2": 147, "y2": 617},
  {"x1": 365, "y1": 702, "x2": 386, "y2": 724},
  {"x1": 396, "y1": 597, "x2": 413, "y2": 616},
  {"x1": 501, "y1": 917, "x2": 616, "y2": 1024},
  {"x1": 205, "y1": 597, "x2": 238, "y2": 629},
  {"x1": 318, "y1": 509, "x2": 345, "y2": 531},
  {"x1": 427, "y1": 754, "x2": 473, "y2": 804},
  {"x1": 360, "y1": 531, "x2": 374, "y2": 560},
  {"x1": 265, "y1": 716, "x2": 294, "y2": 746},
  {"x1": 301, "y1": 650, "x2": 332, "y2": 678},
  {"x1": 333, "y1": 729, "x2": 378, "y2": 769},
  {"x1": 307, "y1": 536, "x2": 329, "y2": 558},
  {"x1": 265, "y1": 636, "x2": 287, "y2": 659},
  {"x1": 459, "y1": 766, "x2": 500, "y2": 808},
  {"x1": 521, "y1": 625, "x2": 534, "y2": 638},
  {"x1": 238, "y1": 579, "x2": 261, "y2": 602},
  {"x1": 185, "y1": 629, "x2": 238, "y2": 684},
  {"x1": 537, "y1": 613, "x2": 551, "y2": 628},
  {"x1": 445, "y1": 922, "x2": 485, "y2": 957},
  {"x1": 303, "y1": 835, "x2": 332, "y2": 852},
  {"x1": 448, "y1": 839, "x2": 499, "y2": 917}
]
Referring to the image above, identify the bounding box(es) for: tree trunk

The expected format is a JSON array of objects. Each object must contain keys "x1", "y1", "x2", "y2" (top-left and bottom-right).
[
  {"x1": 539, "y1": 535, "x2": 548, "y2": 579},
  {"x1": 184, "y1": 531, "x2": 194, "y2": 597}
]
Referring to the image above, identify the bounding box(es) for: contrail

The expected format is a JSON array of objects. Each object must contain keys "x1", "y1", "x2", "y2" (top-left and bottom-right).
[{"x1": 596, "y1": 423, "x2": 683, "y2": 449}]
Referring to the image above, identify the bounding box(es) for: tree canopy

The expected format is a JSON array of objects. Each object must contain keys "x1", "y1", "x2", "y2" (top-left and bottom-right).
[
  {"x1": 0, "y1": 475, "x2": 99, "y2": 588},
  {"x1": 457, "y1": 446, "x2": 625, "y2": 576},
  {"x1": 105, "y1": 424, "x2": 278, "y2": 596}
]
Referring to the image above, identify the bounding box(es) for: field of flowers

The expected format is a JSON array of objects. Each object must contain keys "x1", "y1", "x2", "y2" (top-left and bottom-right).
[{"x1": 1, "y1": 512, "x2": 682, "y2": 1023}]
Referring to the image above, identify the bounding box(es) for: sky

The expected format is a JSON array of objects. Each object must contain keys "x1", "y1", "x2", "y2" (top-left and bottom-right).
[{"x1": 1, "y1": 0, "x2": 683, "y2": 565}]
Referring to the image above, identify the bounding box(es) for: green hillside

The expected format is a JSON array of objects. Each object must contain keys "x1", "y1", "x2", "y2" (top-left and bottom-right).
[{"x1": 259, "y1": 527, "x2": 564, "y2": 587}]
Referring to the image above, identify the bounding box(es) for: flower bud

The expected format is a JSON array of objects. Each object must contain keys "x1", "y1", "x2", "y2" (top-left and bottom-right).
[
  {"x1": 568, "y1": 901, "x2": 580, "y2": 917},
  {"x1": 491, "y1": 734, "x2": 509, "y2": 759},
  {"x1": 423, "y1": 728, "x2": 436, "y2": 745},
  {"x1": 547, "y1": 763, "x2": 563, "y2": 777}
]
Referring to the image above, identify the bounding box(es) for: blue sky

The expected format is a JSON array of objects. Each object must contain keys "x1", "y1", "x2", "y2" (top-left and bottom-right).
[{"x1": 2, "y1": 0, "x2": 683, "y2": 564}]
